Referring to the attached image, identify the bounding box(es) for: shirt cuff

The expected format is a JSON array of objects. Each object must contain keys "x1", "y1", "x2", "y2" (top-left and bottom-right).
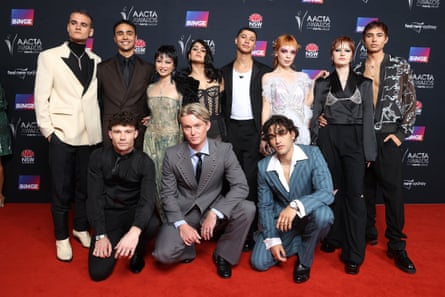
[
  {"x1": 211, "y1": 208, "x2": 224, "y2": 219},
  {"x1": 263, "y1": 237, "x2": 282, "y2": 250},
  {"x1": 294, "y1": 200, "x2": 306, "y2": 218},
  {"x1": 174, "y1": 220, "x2": 186, "y2": 229}
]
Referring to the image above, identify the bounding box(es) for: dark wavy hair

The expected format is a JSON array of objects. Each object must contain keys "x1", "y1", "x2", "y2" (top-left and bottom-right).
[
  {"x1": 108, "y1": 111, "x2": 138, "y2": 131},
  {"x1": 186, "y1": 39, "x2": 222, "y2": 84},
  {"x1": 262, "y1": 115, "x2": 299, "y2": 143}
]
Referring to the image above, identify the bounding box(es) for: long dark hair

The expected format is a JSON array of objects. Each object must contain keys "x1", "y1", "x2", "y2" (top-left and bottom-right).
[{"x1": 186, "y1": 39, "x2": 222, "y2": 84}]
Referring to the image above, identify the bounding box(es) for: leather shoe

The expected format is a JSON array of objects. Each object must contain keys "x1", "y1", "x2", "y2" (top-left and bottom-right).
[
  {"x1": 293, "y1": 260, "x2": 310, "y2": 283},
  {"x1": 181, "y1": 258, "x2": 195, "y2": 264},
  {"x1": 366, "y1": 237, "x2": 378, "y2": 246},
  {"x1": 387, "y1": 249, "x2": 416, "y2": 274},
  {"x1": 345, "y1": 262, "x2": 360, "y2": 275},
  {"x1": 213, "y1": 252, "x2": 232, "y2": 278},
  {"x1": 56, "y1": 238, "x2": 72, "y2": 262},
  {"x1": 320, "y1": 241, "x2": 338, "y2": 253},
  {"x1": 72, "y1": 229, "x2": 91, "y2": 248},
  {"x1": 129, "y1": 252, "x2": 145, "y2": 273},
  {"x1": 243, "y1": 237, "x2": 255, "y2": 252}
]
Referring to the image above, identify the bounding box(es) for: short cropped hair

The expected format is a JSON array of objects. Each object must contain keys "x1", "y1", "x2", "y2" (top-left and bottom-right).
[
  {"x1": 236, "y1": 27, "x2": 257, "y2": 39},
  {"x1": 113, "y1": 19, "x2": 137, "y2": 35},
  {"x1": 179, "y1": 103, "x2": 210, "y2": 123},
  {"x1": 108, "y1": 111, "x2": 139, "y2": 131},
  {"x1": 363, "y1": 21, "x2": 389, "y2": 38},
  {"x1": 262, "y1": 115, "x2": 299, "y2": 143},
  {"x1": 70, "y1": 10, "x2": 94, "y2": 28}
]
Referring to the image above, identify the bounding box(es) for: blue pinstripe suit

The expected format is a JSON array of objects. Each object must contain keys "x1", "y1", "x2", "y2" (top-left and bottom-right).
[{"x1": 251, "y1": 145, "x2": 334, "y2": 270}]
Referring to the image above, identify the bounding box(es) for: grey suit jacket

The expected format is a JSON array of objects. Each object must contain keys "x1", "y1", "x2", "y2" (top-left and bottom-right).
[
  {"x1": 160, "y1": 139, "x2": 249, "y2": 224},
  {"x1": 257, "y1": 145, "x2": 334, "y2": 239}
]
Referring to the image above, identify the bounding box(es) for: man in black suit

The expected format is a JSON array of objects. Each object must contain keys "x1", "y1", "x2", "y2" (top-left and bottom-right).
[
  {"x1": 97, "y1": 20, "x2": 154, "y2": 149},
  {"x1": 221, "y1": 27, "x2": 271, "y2": 250}
]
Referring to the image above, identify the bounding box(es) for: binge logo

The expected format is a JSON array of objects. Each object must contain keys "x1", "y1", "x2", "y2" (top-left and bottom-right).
[
  {"x1": 15, "y1": 94, "x2": 34, "y2": 110},
  {"x1": 86, "y1": 38, "x2": 94, "y2": 51},
  {"x1": 302, "y1": 69, "x2": 324, "y2": 80},
  {"x1": 18, "y1": 175, "x2": 40, "y2": 191},
  {"x1": 185, "y1": 11, "x2": 209, "y2": 28},
  {"x1": 409, "y1": 47, "x2": 430, "y2": 63},
  {"x1": 11, "y1": 9, "x2": 34, "y2": 26},
  {"x1": 405, "y1": 126, "x2": 426, "y2": 142},
  {"x1": 252, "y1": 41, "x2": 267, "y2": 57},
  {"x1": 356, "y1": 17, "x2": 379, "y2": 32},
  {"x1": 302, "y1": 0, "x2": 324, "y2": 3}
]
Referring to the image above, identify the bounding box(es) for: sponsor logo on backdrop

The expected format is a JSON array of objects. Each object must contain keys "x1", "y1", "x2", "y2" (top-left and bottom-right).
[
  {"x1": 305, "y1": 43, "x2": 319, "y2": 58},
  {"x1": 306, "y1": 15, "x2": 331, "y2": 31},
  {"x1": 252, "y1": 41, "x2": 267, "y2": 57},
  {"x1": 302, "y1": 0, "x2": 324, "y2": 3},
  {"x1": 403, "y1": 179, "x2": 427, "y2": 190},
  {"x1": 295, "y1": 11, "x2": 308, "y2": 32},
  {"x1": 185, "y1": 11, "x2": 209, "y2": 28},
  {"x1": 7, "y1": 68, "x2": 36, "y2": 80},
  {"x1": 248, "y1": 13, "x2": 263, "y2": 29},
  {"x1": 302, "y1": 69, "x2": 324, "y2": 80},
  {"x1": 412, "y1": 0, "x2": 441, "y2": 9},
  {"x1": 11, "y1": 9, "x2": 34, "y2": 26},
  {"x1": 203, "y1": 39, "x2": 216, "y2": 55},
  {"x1": 9, "y1": 117, "x2": 41, "y2": 138},
  {"x1": 15, "y1": 94, "x2": 34, "y2": 110},
  {"x1": 120, "y1": 6, "x2": 158, "y2": 26},
  {"x1": 356, "y1": 17, "x2": 379, "y2": 32},
  {"x1": 405, "y1": 21, "x2": 438, "y2": 33},
  {"x1": 409, "y1": 47, "x2": 430, "y2": 63},
  {"x1": 354, "y1": 41, "x2": 368, "y2": 61},
  {"x1": 18, "y1": 175, "x2": 40, "y2": 191},
  {"x1": 178, "y1": 34, "x2": 192, "y2": 57},
  {"x1": 402, "y1": 149, "x2": 430, "y2": 167},
  {"x1": 86, "y1": 38, "x2": 94, "y2": 51},
  {"x1": 416, "y1": 100, "x2": 423, "y2": 115},
  {"x1": 413, "y1": 73, "x2": 434, "y2": 89},
  {"x1": 135, "y1": 39, "x2": 146, "y2": 55},
  {"x1": 405, "y1": 126, "x2": 425, "y2": 142},
  {"x1": 4, "y1": 33, "x2": 42, "y2": 55},
  {"x1": 20, "y1": 149, "x2": 35, "y2": 165}
]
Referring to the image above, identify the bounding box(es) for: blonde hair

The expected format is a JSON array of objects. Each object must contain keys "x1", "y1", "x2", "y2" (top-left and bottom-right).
[{"x1": 179, "y1": 103, "x2": 210, "y2": 123}]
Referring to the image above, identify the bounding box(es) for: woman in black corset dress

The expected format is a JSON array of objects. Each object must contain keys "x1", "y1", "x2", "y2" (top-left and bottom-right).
[
  {"x1": 179, "y1": 39, "x2": 226, "y2": 140},
  {"x1": 310, "y1": 36, "x2": 377, "y2": 275}
]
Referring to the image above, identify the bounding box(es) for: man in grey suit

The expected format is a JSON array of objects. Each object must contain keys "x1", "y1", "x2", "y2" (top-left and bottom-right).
[
  {"x1": 250, "y1": 115, "x2": 334, "y2": 283},
  {"x1": 152, "y1": 103, "x2": 255, "y2": 279},
  {"x1": 97, "y1": 20, "x2": 154, "y2": 149}
]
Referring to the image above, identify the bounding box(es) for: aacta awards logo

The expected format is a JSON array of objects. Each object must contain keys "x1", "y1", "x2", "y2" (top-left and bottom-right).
[{"x1": 120, "y1": 6, "x2": 158, "y2": 26}]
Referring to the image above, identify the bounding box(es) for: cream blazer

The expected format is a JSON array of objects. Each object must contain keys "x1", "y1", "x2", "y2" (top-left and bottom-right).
[{"x1": 34, "y1": 42, "x2": 102, "y2": 146}]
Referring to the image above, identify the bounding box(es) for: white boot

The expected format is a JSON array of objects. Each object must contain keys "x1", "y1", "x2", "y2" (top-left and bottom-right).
[
  {"x1": 56, "y1": 238, "x2": 72, "y2": 262},
  {"x1": 72, "y1": 229, "x2": 91, "y2": 248}
]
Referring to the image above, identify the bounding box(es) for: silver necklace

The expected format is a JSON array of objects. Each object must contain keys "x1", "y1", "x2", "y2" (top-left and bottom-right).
[{"x1": 70, "y1": 50, "x2": 86, "y2": 70}]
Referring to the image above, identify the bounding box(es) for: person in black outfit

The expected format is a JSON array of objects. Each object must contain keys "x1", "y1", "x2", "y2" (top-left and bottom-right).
[
  {"x1": 221, "y1": 27, "x2": 271, "y2": 250},
  {"x1": 87, "y1": 111, "x2": 160, "y2": 281}
]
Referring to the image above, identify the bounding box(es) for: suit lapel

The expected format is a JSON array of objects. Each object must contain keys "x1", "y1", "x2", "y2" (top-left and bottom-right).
[
  {"x1": 176, "y1": 143, "x2": 196, "y2": 189},
  {"x1": 197, "y1": 140, "x2": 218, "y2": 194}
]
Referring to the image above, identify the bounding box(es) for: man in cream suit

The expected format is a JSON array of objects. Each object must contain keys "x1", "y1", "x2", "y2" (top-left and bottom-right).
[
  {"x1": 34, "y1": 10, "x2": 102, "y2": 262},
  {"x1": 152, "y1": 103, "x2": 255, "y2": 279},
  {"x1": 97, "y1": 20, "x2": 154, "y2": 149},
  {"x1": 250, "y1": 115, "x2": 333, "y2": 283}
]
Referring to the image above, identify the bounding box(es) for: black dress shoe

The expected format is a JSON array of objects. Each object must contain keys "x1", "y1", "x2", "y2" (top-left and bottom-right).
[
  {"x1": 320, "y1": 241, "x2": 338, "y2": 253},
  {"x1": 181, "y1": 258, "x2": 195, "y2": 264},
  {"x1": 345, "y1": 263, "x2": 360, "y2": 275},
  {"x1": 387, "y1": 249, "x2": 416, "y2": 274},
  {"x1": 129, "y1": 252, "x2": 145, "y2": 274},
  {"x1": 366, "y1": 237, "x2": 378, "y2": 246},
  {"x1": 243, "y1": 237, "x2": 255, "y2": 252},
  {"x1": 293, "y1": 261, "x2": 310, "y2": 283},
  {"x1": 213, "y1": 252, "x2": 232, "y2": 278}
]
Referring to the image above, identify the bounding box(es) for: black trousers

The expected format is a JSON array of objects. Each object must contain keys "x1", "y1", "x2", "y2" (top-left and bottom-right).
[
  {"x1": 364, "y1": 133, "x2": 407, "y2": 251},
  {"x1": 318, "y1": 124, "x2": 367, "y2": 265},
  {"x1": 88, "y1": 212, "x2": 160, "y2": 281},
  {"x1": 226, "y1": 119, "x2": 262, "y2": 236},
  {"x1": 49, "y1": 134, "x2": 97, "y2": 240}
]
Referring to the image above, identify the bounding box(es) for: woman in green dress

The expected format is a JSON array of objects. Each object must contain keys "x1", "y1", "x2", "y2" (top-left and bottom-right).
[
  {"x1": 142, "y1": 46, "x2": 183, "y2": 215},
  {"x1": 0, "y1": 83, "x2": 12, "y2": 207}
]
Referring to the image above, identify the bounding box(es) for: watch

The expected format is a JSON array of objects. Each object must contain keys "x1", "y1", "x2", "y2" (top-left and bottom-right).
[
  {"x1": 95, "y1": 234, "x2": 107, "y2": 241},
  {"x1": 289, "y1": 200, "x2": 298, "y2": 211}
]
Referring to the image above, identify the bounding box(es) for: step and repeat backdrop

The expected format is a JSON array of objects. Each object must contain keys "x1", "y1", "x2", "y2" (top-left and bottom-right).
[{"x1": 0, "y1": 0, "x2": 443, "y2": 203}]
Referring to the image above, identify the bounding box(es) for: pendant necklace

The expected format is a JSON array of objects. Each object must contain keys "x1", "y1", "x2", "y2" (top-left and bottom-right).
[{"x1": 70, "y1": 50, "x2": 85, "y2": 70}]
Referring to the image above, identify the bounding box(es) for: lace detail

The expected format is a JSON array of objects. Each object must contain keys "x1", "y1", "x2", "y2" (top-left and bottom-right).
[
  {"x1": 197, "y1": 85, "x2": 221, "y2": 117},
  {"x1": 326, "y1": 88, "x2": 362, "y2": 106}
]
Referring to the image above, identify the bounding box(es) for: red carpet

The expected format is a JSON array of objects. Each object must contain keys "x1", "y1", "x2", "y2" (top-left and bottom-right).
[{"x1": 1, "y1": 203, "x2": 444, "y2": 297}]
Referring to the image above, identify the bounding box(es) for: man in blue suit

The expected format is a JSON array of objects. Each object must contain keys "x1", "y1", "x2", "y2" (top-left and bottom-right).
[{"x1": 250, "y1": 115, "x2": 334, "y2": 283}]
